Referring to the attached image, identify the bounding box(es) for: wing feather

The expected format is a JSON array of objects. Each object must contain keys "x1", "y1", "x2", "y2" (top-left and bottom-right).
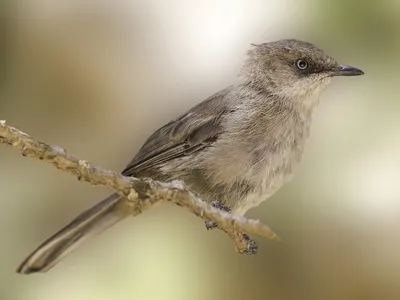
[{"x1": 122, "y1": 87, "x2": 232, "y2": 177}]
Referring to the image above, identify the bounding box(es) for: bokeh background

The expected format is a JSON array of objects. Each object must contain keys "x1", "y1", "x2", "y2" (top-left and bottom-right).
[{"x1": 1, "y1": 1, "x2": 399, "y2": 299}]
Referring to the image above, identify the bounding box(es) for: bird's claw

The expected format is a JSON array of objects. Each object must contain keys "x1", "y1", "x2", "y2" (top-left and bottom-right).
[
  {"x1": 210, "y1": 200, "x2": 232, "y2": 213},
  {"x1": 242, "y1": 233, "x2": 258, "y2": 255},
  {"x1": 205, "y1": 220, "x2": 218, "y2": 230},
  {"x1": 204, "y1": 200, "x2": 231, "y2": 230}
]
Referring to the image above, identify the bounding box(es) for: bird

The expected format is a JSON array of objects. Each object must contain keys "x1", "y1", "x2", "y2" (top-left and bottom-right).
[{"x1": 17, "y1": 39, "x2": 364, "y2": 274}]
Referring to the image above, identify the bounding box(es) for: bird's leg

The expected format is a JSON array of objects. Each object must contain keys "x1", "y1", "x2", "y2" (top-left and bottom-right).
[
  {"x1": 205, "y1": 200, "x2": 231, "y2": 230},
  {"x1": 204, "y1": 201, "x2": 258, "y2": 255}
]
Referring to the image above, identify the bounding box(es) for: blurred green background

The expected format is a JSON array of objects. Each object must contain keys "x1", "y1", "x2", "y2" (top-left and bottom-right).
[{"x1": 1, "y1": 1, "x2": 399, "y2": 299}]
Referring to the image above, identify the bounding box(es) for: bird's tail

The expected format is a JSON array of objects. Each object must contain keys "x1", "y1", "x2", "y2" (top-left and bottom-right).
[{"x1": 17, "y1": 193, "x2": 127, "y2": 274}]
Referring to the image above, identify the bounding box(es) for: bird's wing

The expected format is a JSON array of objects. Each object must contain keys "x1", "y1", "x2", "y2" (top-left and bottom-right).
[{"x1": 122, "y1": 87, "x2": 232, "y2": 177}]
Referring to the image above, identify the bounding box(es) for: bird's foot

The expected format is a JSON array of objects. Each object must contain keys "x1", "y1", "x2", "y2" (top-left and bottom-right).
[
  {"x1": 210, "y1": 200, "x2": 231, "y2": 213},
  {"x1": 241, "y1": 233, "x2": 258, "y2": 255},
  {"x1": 205, "y1": 200, "x2": 231, "y2": 230},
  {"x1": 203, "y1": 201, "x2": 258, "y2": 254}
]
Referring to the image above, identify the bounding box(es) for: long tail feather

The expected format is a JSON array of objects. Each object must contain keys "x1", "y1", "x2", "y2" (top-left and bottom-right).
[{"x1": 17, "y1": 193, "x2": 127, "y2": 274}]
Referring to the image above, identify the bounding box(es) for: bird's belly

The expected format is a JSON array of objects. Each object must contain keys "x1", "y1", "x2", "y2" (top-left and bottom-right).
[
  {"x1": 160, "y1": 140, "x2": 304, "y2": 216},
  {"x1": 231, "y1": 175, "x2": 288, "y2": 216},
  {"x1": 231, "y1": 147, "x2": 302, "y2": 215}
]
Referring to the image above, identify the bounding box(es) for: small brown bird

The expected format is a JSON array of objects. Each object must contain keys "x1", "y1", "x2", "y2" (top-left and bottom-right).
[{"x1": 17, "y1": 39, "x2": 364, "y2": 274}]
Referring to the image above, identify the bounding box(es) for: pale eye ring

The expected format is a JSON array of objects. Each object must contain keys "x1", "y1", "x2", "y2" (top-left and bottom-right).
[{"x1": 296, "y1": 59, "x2": 309, "y2": 70}]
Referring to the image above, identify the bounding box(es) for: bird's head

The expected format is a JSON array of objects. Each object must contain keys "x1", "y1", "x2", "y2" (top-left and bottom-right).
[{"x1": 241, "y1": 39, "x2": 364, "y2": 108}]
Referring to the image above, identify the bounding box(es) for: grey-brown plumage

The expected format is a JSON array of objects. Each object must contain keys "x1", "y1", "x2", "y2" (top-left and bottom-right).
[{"x1": 17, "y1": 39, "x2": 364, "y2": 274}]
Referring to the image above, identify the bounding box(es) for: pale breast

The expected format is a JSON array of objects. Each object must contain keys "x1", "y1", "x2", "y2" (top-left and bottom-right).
[
  {"x1": 231, "y1": 115, "x2": 311, "y2": 215},
  {"x1": 232, "y1": 146, "x2": 303, "y2": 215}
]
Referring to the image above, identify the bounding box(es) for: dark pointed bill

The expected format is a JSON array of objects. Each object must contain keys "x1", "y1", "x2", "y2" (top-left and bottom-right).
[{"x1": 331, "y1": 64, "x2": 365, "y2": 76}]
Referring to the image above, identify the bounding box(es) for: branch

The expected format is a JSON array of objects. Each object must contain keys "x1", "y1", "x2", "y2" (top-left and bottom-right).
[{"x1": 0, "y1": 120, "x2": 280, "y2": 254}]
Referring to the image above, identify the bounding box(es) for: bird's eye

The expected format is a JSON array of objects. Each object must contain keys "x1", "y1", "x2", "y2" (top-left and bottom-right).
[{"x1": 296, "y1": 59, "x2": 309, "y2": 70}]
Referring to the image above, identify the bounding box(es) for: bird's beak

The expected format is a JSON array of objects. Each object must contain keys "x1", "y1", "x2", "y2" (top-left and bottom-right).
[{"x1": 331, "y1": 64, "x2": 365, "y2": 77}]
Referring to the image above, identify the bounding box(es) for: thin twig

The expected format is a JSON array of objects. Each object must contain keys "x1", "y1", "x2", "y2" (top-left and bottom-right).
[{"x1": 0, "y1": 120, "x2": 280, "y2": 254}]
